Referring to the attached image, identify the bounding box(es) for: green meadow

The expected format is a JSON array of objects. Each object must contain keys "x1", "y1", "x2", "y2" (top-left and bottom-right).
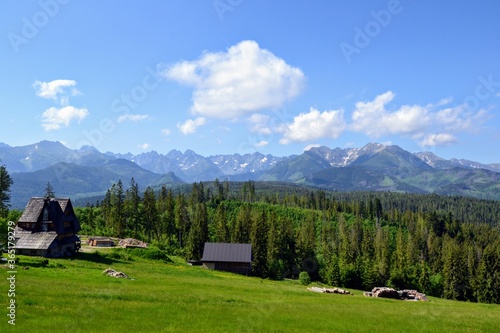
[{"x1": 2, "y1": 250, "x2": 499, "y2": 333}]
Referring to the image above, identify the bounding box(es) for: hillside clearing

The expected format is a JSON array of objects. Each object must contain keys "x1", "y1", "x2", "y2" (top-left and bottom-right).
[{"x1": 2, "y1": 252, "x2": 499, "y2": 332}]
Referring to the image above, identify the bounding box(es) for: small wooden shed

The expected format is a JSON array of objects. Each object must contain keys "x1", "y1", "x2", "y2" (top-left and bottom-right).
[
  {"x1": 201, "y1": 242, "x2": 252, "y2": 275},
  {"x1": 88, "y1": 237, "x2": 115, "y2": 247}
]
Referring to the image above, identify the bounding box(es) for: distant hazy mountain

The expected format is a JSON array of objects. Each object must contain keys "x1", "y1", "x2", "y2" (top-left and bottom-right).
[
  {"x1": 10, "y1": 159, "x2": 183, "y2": 209},
  {"x1": 2, "y1": 140, "x2": 500, "y2": 207},
  {"x1": 0, "y1": 140, "x2": 114, "y2": 173}
]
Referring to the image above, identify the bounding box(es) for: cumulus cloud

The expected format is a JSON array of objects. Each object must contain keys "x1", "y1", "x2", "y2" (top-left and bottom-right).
[
  {"x1": 434, "y1": 107, "x2": 487, "y2": 132},
  {"x1": 117, "y1": 114, "x2": 151, "y2": 123},
  {"x1": 351, "y1": 91, "x2": 430, "y2": 137},
  {"x1": 137, "y1": 143, "x2": 151, "y2": 150},
  {"x1": 161, "y1": 40, "x2": 305, "y2": 119},
  {"x1": 255, "y1": 140, "x2": 269, "y2": 147},
  {"x1": 279, "y1": 107, "x2": 346, "y2": 144},
  {"x1": 33, "y1": 79, "x2": 81, "y2": 105},
  {"x1": 420, "y1": 133, "x2": 457, "y2": 146},
  {"x1": 350, "y1": 91, "x2": 488, "y2": 147},
  {"x1": 41, "y1": 106, "x2": 89, "y2": 131},
  {"x1": 247, "y1": 114, "x2": 272, "y2": 134},
  {"x1": 161, "y1": 128, "x2": 171, "y2": 136},
  {"x1": 178, "y1": 117, "x2": 206, "y2": 134},
  {"x1": 304, "y1": 144, "x2": 321, "y2": 151}
]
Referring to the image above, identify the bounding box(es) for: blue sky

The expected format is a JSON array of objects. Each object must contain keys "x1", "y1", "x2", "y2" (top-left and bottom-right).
[{"x1": 1, "y1": 0, "x2": 499, "y2": 163}]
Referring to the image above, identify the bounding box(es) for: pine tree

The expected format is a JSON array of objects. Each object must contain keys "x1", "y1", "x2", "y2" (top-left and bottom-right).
[
  {"x1": 442, "y1": 237, "x2": 468, "y2": 301},
  {"x1": 232, "y1": 204, "x2": 251, "y2": 243},
  {"x1": 44, "y1": 181, "x2": 55, "y2": 198},
  {"x1": 124, "y1": 178, "x2": 141, "y2": 237},
  {"x1": 296, "y1": 213, "x2": 316, "y2": 262},
  {"x1": 0, "y1": 162, "x2": 13, "y2": 218},
  {"x1": 250, "y1": 209, "x2": 268, "y2": 277},
  {"x1": 374, "y1": 226, "x2": 390, "y2": 284},
  {"x1": 266, "y1": 214, "x2": 281, "y2": 279},
  {"x1": 158, "y1": 186, "x2": 176, "y2": 244},
  {"x1": 390, "y1": 228, "x2": 409, "y2": 289},
  {"x1": 106, "y1": 180, "x2": 125, "y2": 237},
  {"x1": 186, "y1": 202, "x2": 208, "y2": 260},
  {"x1": 475, "y1": 244, "x2": 500, "y2": 303},
  {"x1": 214, "y1": 203, "x2": 229, "y2": 243},
  {"x1": 143, "y1": 186, "x2": 158, "y2": 242},
  {"x1": 174, "y1": 194, "x2": 190, "y2": 248}
]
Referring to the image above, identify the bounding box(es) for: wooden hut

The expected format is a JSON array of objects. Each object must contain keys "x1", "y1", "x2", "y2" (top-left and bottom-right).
[
  {"x1": 201, "y1": 243, "x2": 252, "y2": 275},
  {"x1": 13, "y1": 197, "x2": 81, "y2": 257},
  {"x1": 88, "y1": 237, "x2": 115, "y2": 247}
]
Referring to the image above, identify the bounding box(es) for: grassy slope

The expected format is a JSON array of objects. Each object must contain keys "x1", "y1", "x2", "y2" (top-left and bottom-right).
[{"x1": 2, "y1": 251, "x2": 499, "y2": 333}]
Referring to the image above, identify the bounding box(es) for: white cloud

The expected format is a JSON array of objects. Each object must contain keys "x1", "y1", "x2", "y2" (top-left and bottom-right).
[
  {"x1": 33, "y1": 79, "x2": 81, "y2": 105},
  {"x1": 255, "y1": 140, "x2": 269, "y2": 147},
  {"x1": 161, "y1": 128, "x2": 171, "y2": 136},
  {"x1": 420, "y1": 133, "x2": 457, "y2": 147},
  {"x1": 137, "y1": 143, "x2": 150, "y2": 150},
  {"x1": 117, "y1": 114, "x2": 151, "y2": 123},
  {"x1": 435, "y1": 107, "x2": 487, "y2": 132},
  {"x1": 351, "y1": 91, "x2": 430, "y2": 137},
  {"x1": 350, "y1": 91, "x2": 487, "y2": 147},
  {"x1": 279, "y1": 107, "x2": 346, "y2": 144},
  {"x1": 161, "y1": 40, "x2": 305, "y2": 119},
  {"x1": 304, "y1": 144, "x2": 321, "y2": 151},
  {"x1": 41, "y1": 106, "x2": 89, "y2": 131},
  {"x1": 247, "y1": 114, "x2": 272, "y2": 134},
  {"x1": 178, "y1": 117, "x2": 206, "y2": 134}
]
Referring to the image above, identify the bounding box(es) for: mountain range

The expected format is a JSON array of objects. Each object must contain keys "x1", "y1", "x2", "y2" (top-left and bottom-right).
[{"x1": 1, "y1": 140, "x2": 499, "y2": 208}]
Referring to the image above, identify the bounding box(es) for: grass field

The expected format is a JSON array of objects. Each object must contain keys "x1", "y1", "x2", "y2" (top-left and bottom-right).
[{"x1": 2, "y1": 248, "x2": 500, "y2": 333}]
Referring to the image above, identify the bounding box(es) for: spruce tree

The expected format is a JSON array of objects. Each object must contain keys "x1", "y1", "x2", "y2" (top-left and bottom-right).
[
  {"x1": 0, "y1": 162, "x2": 13, "y2": 218},
  {"x1": 143, "y1": 186, "x2": 158, "y2": 242},
  {"x1": 44, "y1": 181, "x2": 55, "y2": 198}
]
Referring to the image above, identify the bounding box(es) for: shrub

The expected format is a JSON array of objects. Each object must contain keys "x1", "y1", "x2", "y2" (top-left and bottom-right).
[
  {"x1": 47, "y1": 261, "x2": 66, "y2": 269},
  {"x1": 130, "y1": 247, "x2": 172, "y2": 262},
  {"x1": 299, "y1": 271, "x2": 311, "y2": 285}
]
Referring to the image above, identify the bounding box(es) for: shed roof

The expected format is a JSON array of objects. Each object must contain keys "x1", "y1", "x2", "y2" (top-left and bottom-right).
[
  {"x1": 13, "y1": 232, "x2": 58, "y2": 250},
  {"x1": 201, "y1": 243, "x2": 252, "y2": 263}
]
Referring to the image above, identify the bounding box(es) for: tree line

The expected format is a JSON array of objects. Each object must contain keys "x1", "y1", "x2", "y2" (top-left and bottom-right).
[{"x1": 73, "y1": 178, "x2": 500, "y2": 304}]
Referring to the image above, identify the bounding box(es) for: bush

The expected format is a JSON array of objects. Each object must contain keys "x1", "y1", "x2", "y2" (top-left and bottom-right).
[
  {"x1": 106, "y1": 249, "x2": 133, "y2": 261},
  {"x1": 299, "y1": 271, "x2": 311, "y2": 285},
  {"x1": 130, "y1": 247, "x2": 172, "y2": 262},
  {"x1": 47, "y1": 261, "x2": 66, "y2": 269}
]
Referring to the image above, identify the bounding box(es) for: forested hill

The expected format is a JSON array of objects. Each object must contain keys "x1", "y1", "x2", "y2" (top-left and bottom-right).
[{"x1": 73, "y1": 180, "x2": 500, "y2": 304}]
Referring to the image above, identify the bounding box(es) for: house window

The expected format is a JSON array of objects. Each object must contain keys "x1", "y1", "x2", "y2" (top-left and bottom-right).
[{"x1": 43, "y1": 207, "x2": 49, "y2": 221}]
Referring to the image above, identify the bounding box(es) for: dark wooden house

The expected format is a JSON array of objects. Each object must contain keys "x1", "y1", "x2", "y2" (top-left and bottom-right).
[
  {"x1": 201, "y1": 242, "x2": 252, "y2": 275},
  {"x1": 14, "y1": 197, "x2": 81, "y2": 257}
]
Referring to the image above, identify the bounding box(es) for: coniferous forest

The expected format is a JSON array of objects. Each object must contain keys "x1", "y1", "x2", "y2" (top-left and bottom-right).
[{"x1": 70, "y1": 179, "x2": 500, "y2": 304}]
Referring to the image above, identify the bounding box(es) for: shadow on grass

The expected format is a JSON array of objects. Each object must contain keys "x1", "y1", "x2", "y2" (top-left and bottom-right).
[
  {"x1": 70, "y1": 251, "x2": 124, "y2": 265},
  {"x1": 15, "y1": 257, "x2": 66, "y2": 269}
]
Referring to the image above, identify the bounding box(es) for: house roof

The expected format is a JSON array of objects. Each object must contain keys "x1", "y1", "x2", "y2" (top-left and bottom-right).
[
  {"x1": 18, "y1": 197, "x2": 46, "y2": 223},
  {"x1": 18, "y1": 197, "x2": 70, "y2": 223},
  {"x1": 201, "y1": 243, "x2": 252, "y2": 263},
  {"x1": 13, "y1": 232, "x2": 58, "y2": 250}
]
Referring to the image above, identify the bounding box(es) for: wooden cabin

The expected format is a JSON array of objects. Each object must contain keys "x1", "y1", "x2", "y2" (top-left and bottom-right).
[
  {"x1": 201, "y1": 243, "x2": 252, "y2": 275},
  {"x1": 13, "y1": 197, "x2": 81, "y2": 257}
]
